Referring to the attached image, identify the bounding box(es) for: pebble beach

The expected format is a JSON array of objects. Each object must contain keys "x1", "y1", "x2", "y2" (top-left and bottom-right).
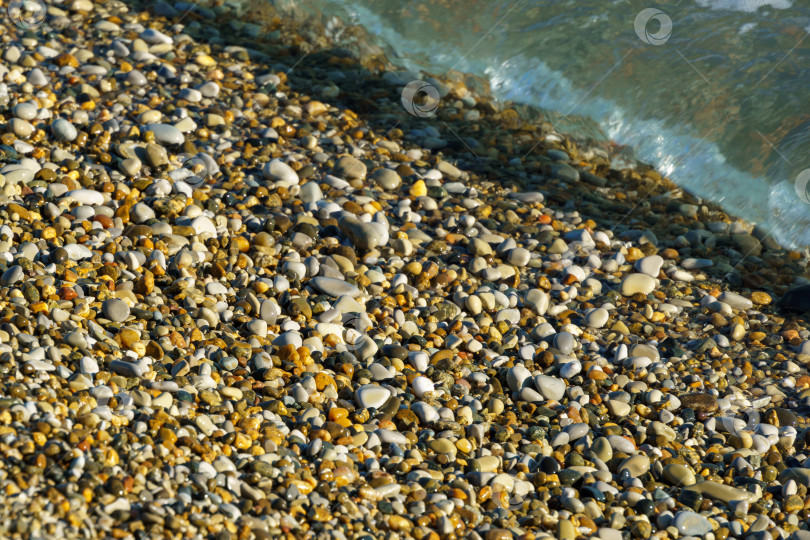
[{"x1": 3, "y1": 1, "x2": 810, "y2": 539}]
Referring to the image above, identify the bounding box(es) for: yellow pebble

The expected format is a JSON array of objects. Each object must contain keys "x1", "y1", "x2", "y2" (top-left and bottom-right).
[
  {"x1": 751, "y1": 291, "x2": 772, "y2": 305},
  {"x1": 456, "y1": 438, "x2": 473, "y2": 454},
  {"x1": 196, "y1": 54, "x2": 216, "y2": 67},
  {"x1": 409, "y1": 180, "x2": 426, "y2": 197},
  {"x1": 234, "y1": 433, "x2": 252, "y2": 450}
]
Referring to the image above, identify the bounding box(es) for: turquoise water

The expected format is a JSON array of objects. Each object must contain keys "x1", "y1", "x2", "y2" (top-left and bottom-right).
[{"x1": 265, "y1": 0, "x2": 810, "y2": 248}]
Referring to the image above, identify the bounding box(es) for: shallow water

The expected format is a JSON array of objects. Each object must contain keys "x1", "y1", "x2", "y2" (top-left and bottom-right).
[{"x1": 261, "y1": 0, "x2": 810, "y2": 248}]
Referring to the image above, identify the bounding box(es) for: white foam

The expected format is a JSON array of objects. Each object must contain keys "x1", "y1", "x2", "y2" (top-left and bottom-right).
[{"x1": 694, "y1": 0, "x2": 792, "y2": 12}]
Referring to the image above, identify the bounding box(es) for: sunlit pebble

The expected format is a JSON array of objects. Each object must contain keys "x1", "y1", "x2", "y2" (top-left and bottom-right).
[{"x1": 412, "y1": 376, "x2": 434, "y2": 397}]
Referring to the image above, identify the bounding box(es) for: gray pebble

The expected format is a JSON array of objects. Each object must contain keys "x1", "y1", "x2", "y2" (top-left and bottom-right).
[{"x1": 102, "y1": 298, "x2": 131, "y2": 322}]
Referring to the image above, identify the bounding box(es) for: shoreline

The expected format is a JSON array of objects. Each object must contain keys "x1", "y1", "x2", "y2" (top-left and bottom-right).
[
  {"x1": 203, "y1": 0, "x2": 808, "y2": 292},
  {"x1": 0, "y1": 1, "x2": 809, "y2": 539}
]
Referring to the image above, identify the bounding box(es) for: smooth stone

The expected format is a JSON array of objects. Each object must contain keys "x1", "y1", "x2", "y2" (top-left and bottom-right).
[
  {"x1": 648, "y1": 421, "x2": 676, "y2": 441},
  {"x1": 377, "y1": 429, "x2": 408, "y2": 446},
  {"x1": 553, "y1": 332, "x2": 575, "y2": 355},
  {"x1": 534, "y1": 375, "x2": 565, "y2": 401},
  {"x1": 619, "y1": 455, "x2": 650, "y2": 476},
  {"x1": 372, "y1": 168, "x2": 401, "y2": 190},
  {"x1": 590, "y1": 437, "x2": 613, "y2": 462},
  {"x1": 507, "y1": 365, "x2": 532, "y2": 392},
  {"x1": 63, "y1": 244, "x2": 93, "y2": 260},
  {"x1": 145, "y1": 143, "x2": 169, "y2": 167},
  {"x1": 508, "y1": 191, "x2": 544, "y2": 203},
  {"x1": 101, "y1": 299, "x2": 130, "y2": 322},
  {"x1": 519, "y1": 387, "x2": 545, "y2": 403},
  {"x1": 144, "y1": 124, "x2": 185, "y2": 145},
  {"x1": 131, "y1": 203, "x2": 155, "y2": 223},
  {"x1": 338, "y1": 215, "x2": 386, "y2": 251},
  {"x1": 64, "y1": 189, "x2": 104, "y2": 205},
  {"x1": 0, "y1": 165, "x2": 34, "y2": 185},
  {"x1": 662, "y1": 463, "x2": 696, "y2": 486},
  {"x1": 630, "y1": 343, "x2": 659, "y2": 361},
  {"x1": 682, "y1": 481, "x2": 760, "y2": 503},
  {"x1": 1, "y1": 266, "x2": 23, "y2": 286},
  {"x1": 12, "y1": 102, "x2": 37, "y2": 120},
  {"x1": 437, "y1": 161, "x2": 462, "y2": 178},
  {"x1": 606, "y1": 435, "x2": 636, "y2": 454},
  {"x1": 355, "y1": 384, "x2": 390, "y2": 409},
  {"x1": 412, "y1": 376, "x2": 434, "y2": 397},
  {"x1": 469, "y1": 238, "x2": 492, "y2": 256},
  {"x1": 272, "y1": 331, "x2": 302, "y2": 349},
  {"x1": 131, "y1": 390, "x2": 151, "y2": 408},
  {"x1": 465, "y1": 295, "x2": 482, "y2": 315},
  {"x1": 681, "y1": 257, "x2": 713, "y2": 269},
  {"x1": 334, "y1": 155, "x2": 367, "y2": 180},
  {"x1": 597, "y1": 529, "x2": 623, "y2": 540},
  {"x1": 300, "y1": 182, "x2": 323, "y2": 203},
  {"x1": 411, "y1": 401, "x2": 439, "y2": 423},
  {"x1": 780, "y1": 468, "x2": 810, "y2": 486},
  {"x1": 507, "y1": 247, "x2": 531, "y2": 266},
  {"x1": 120, "y1": 158, "x2": 141, "y2": 176},
  {"x1": 558, "y1": 519, "x2": 576, "y2": 540},
  {"x1": 245, "y1": 319, "x2": 267, "y2": 338},
  {"x1": 584, "y1": 308, "x2": 609, "y2": 328},
  {"x1": 262, "y1": 159, "x2": 300, "y2": 188},
  {"x1": 607, "y1": 400, "x2": 631, "y2": 417},
  {"x1": 310, "y1": 277, "x2": 361, "y2": 298},
  {"x1": 472, "y1": 456, "x2": 501, "y2": 473},
  {"x1": 621, "y1": 273, "x2": 656, "y2": 296},
  {"x1": 109, "y1": 360, "x2": 146, "y2": 378},
  {"x1": 199, "y1": 82, "x2": 220, "y2": 98},
  {"x1": 428, "y1": 438, "x2": 456, "y2": 455},
  {"x1": 525, "y1": 289, "x2": 549, "y2": 315},
  {"x1": 719, "y1": 291, "x2": 754, "y2": 311},
  {"x1": 141, "y1": 28, "x2": 172, "y2": 44},
  {"x1": 635, "y1": 255, "x2": 663, "y2": 277},
  {"x1": 673, "y1": 511, "x2": 712, "y2": 537},
  {"x1": 10, "y1": 119, "x2": 34, "y2": 138},
  {"x1": 179, "y1": 88, "x2": 202, "y2": 102},
  {"x1": 563, "y1": 423, "x2": 589, "y2": 441},
  {"x1": 191, "y1": 216, "x2": 217, "y2": 236},
  {"x1": 51, "y1": 119, "x2": 78, "y2": 142}
]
